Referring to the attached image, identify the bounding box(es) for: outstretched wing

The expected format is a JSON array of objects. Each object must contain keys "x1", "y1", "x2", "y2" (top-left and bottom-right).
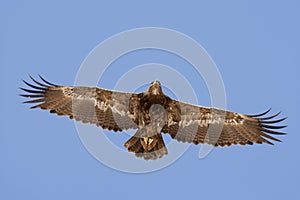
[
  {"x1": 162, "y1": 100, "x2": 286, "y2": 146},
  {"x1": 20, "y1": 76, "x2": 138, "y2": 131}
]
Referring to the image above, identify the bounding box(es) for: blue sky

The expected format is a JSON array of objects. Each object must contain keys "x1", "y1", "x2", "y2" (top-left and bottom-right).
[{"x1": 1, "y1": 0, "x2": 299, "y2": 199}]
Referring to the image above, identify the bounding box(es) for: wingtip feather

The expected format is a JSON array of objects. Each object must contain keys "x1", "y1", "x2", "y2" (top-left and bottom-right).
[
  {"x1": 29, "y1": 75, "x2": 49, "y2": 87},
  {"x1": 38, "y1": 75, "x2": 59, "y2": 87},
  {"x1": 247, "y1": 108, "x2": 271, "y2": 117}
]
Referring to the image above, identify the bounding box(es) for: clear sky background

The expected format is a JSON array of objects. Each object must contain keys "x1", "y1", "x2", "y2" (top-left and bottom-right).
[{"x1": 1, "y1": 0, "x2": 299, "y2": 199}]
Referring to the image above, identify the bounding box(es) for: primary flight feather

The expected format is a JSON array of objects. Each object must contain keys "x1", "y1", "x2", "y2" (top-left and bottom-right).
[{"x1": 20, "y1": 76, "x2": 287, "y2": 160}]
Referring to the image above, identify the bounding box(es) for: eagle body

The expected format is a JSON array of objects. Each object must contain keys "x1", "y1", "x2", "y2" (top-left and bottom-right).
[{"x1": 20, "y1": 76, "x2": 286, "y2": 160}]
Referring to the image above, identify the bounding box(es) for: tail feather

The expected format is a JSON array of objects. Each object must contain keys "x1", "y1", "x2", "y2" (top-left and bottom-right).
[{"x1": 124, "y1": 132, "x2": 168, "y2": 160}]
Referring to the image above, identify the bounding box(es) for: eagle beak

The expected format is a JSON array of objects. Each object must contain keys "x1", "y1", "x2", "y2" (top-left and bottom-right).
[{"x1": 151, "y1": 80, "x2": 161, "y2": 85}]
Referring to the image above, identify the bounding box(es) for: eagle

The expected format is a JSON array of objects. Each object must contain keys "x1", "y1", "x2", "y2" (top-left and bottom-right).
[{"x1": 20, "y1": 76, "x2": 286, "y2": 160}]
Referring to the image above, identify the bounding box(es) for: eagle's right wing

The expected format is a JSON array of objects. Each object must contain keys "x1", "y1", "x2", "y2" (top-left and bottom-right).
[
  {"x1": 20, "y1": 76, "x2": 139, "y2": 131},
  {"x1": 162, "y1": 99, "x2": 286, "y2": 146}
]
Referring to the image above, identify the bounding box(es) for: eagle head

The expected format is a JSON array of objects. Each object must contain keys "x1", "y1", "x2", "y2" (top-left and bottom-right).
[{"x1": 149, "y1": 80, "x2": 163, "y2": 95}]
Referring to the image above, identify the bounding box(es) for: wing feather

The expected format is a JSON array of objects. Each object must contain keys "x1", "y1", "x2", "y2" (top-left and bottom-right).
[
  {"x1": 162, "y1": 100, "x2": 286, "y2": 146},
  {"x1": 20, "y1": 76, "x2": 138, "y2": 131}
]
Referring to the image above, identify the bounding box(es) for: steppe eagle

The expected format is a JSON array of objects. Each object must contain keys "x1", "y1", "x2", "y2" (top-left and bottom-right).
[{"x1": 20, "y1": 76, "x2": 286, "y2": 160}]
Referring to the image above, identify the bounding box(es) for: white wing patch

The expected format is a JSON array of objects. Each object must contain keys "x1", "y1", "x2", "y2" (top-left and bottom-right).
[
  {"x1": 63, "y1": 87, "x2": 101, "y2": 107},
  {"x1": 225, "y1": 118, "x2": 244, "y2": 125},
  {"x1": 178, "y1": 116, "x2": 244, "y2": 128},
  {"x1": 97, "y1": 101, "x2": 109, "y2": 111},
  {"x1": 110, "y1": 105, "x2": 127, "y2": 116},
  {"x1": 179, "y1": 119, "x2": 193, "y2": 127}
]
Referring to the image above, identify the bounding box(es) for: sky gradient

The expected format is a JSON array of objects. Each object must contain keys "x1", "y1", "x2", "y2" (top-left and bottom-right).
[{"x1": 1, "y1": 1, "x2": 299, "y2": 199}]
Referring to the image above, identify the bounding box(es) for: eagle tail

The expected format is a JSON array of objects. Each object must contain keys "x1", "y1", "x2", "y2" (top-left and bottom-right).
[{"x1": 124, "y1": 131, "x2": 168, "y2": 160}]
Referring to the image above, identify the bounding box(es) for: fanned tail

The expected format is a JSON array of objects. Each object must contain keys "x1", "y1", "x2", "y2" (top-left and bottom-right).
[{"x1": 124, "y1": 130, "x2": 168, "y2": 160}]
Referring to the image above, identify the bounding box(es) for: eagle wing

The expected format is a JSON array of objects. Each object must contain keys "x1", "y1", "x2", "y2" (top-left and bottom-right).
[
  {"x1": 20, "y1": 76, "x2": 138, "y2": 131},
  {"x1": 162, "y1": 100, "x2": 286, "y2": 146}
]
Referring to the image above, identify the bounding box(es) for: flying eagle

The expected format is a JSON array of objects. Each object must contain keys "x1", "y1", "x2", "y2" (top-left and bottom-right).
[{"x1": 20, "y1": 76, "x2": 286, "y2": 160}]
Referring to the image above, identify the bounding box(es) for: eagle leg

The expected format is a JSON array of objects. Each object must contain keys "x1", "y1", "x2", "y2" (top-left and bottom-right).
[{"x1": 124, "y1": 129, "x2": 168, "y2": 160}]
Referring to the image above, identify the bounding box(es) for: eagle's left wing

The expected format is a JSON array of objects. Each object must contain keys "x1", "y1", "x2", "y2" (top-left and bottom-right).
[
  {"x1": 162, "y1": 100, "x2": 286, "y2": 146},
  {"x1": 20, "y1": 76, "x2": 138, "y2": 131}
]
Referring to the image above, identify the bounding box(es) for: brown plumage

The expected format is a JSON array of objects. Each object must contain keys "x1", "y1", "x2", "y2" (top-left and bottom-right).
[{"x1": 20, "y1": 76, "x2": 287, "y2": 160}]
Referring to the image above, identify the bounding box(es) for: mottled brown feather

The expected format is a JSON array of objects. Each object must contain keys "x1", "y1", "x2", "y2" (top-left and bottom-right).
[
  {"x1": 21, "y1": 77, "x2": 137, "y2": 132},
  {"x1": 21, "y1": 76, "x2": 287, "y2": 160},
  {"x1": 162, "y1": 100, "x2": 286, "y2": 147}
]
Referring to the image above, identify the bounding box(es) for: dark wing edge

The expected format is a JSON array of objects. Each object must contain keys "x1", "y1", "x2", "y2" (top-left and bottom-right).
[
  {"x1": 162, "y1": 100, "x2": 287, "y2": 147},
  {"x1": 241, "y1": 109, "x2": 287, "y2": 144},
  {"x1": 20, "y1": 75, "x2": 138, "y2": 132},
  {"x1": 20, "y1": 75, "x2": 62, "y2": 109}
]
